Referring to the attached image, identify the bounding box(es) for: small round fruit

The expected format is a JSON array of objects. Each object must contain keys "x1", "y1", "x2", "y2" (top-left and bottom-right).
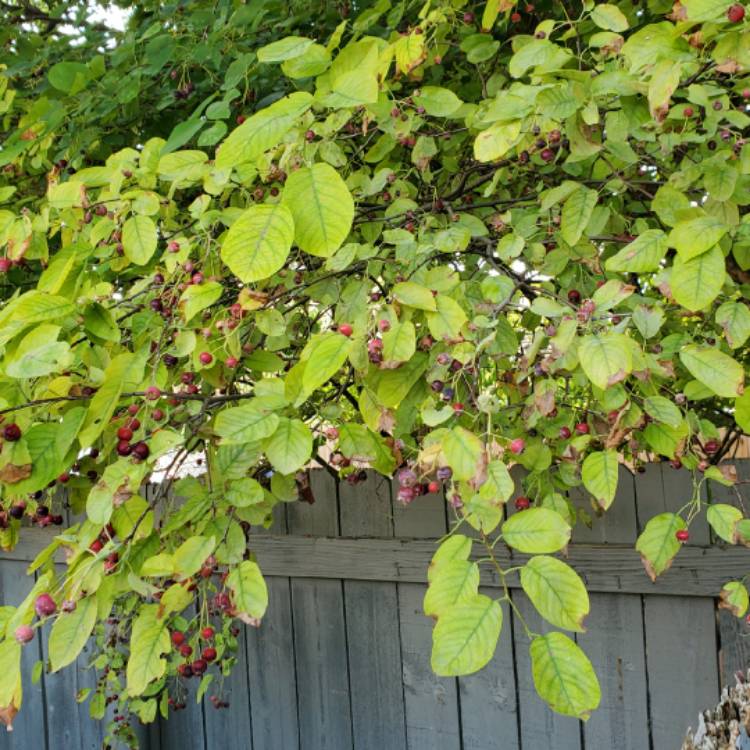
[
  {"x1": 397, "y1": 486, "x2": 416, "y2": 504},
  {"x1": 152, "y1": 408, "x2": 165, "y2": 421},
  {"x1": 116, "y1": 440, "x2": 132, "y2": 457},
  {"x1": 199, "y1": 351, "x2": 213, "y2": 365},
  {"x1": 683, "y1": 106, "x2": 694, "y2": 117},
  {"x1": 559, "y1": 426, "x2": 571, "y2": 439},
  {"x1": 567, "y1": 289, "x2": 581, "y2": 304},
  {"x1": 540, "y1": 147, "x2": 555, "y2": 162},
  {"x1": 179, "y1": 644, "x2": 193, "y2": 658},
  {"x1": 3, "y1": 423, "x2": 21, "y2": 441},
  {"x1": 117, "y1": 426, "x2": 133, "y2": 441},
  {"x1": 463, "y1": 11, "x2": 475, "y2": 23},
  {"x1": 9, "y1": 504, "x2": 24, "y2": 520},
  {"x1": 427, "y1": 481, "x2": 441, "y2": 494},
  {"x1": 58, "y1": 472, "x2": 70, "y2": 484},
  {"x1": 575, "y1": 422, "x2": 590, "y2": 435},
  {"x1": 430, "y1": 380, "x2": 444, "y2": 393},
  {"x1": 14, "y1": 625, "x2": 34, "y2": 644},
  {"x1": 89, "y1": 539, "x2": 104, "y2": 553},
  {"x1": 339, "y1": 323, "x2": 353, "y2": 337},
  {"x1": 704, "y1": 439, "x2": 720, "y2": 454},
  {"x1": 171, "y1": 631, "x2": 185, "y2": 646},
  {"x1": 452, "y1": 402, "x2": 464, "y2": 413},
  {"x1": 133, "y1": 442, "x2": 150, "y2": 460},
  {"x1": 225, "y1": 357, "x2": 238, "y2": 369},
  {"x1": 727, "y1": 3, "x2": 745, "y2": 22},
  {"x1": 509, "y1": 438, "x2": 525, "y2": 455},
  {"x1": 436, "y1": 466, "x2": 452, "y2": 481},
  {"x1": 676, "y1": 529, "x2": 690, "y2": 543},
  {"x1": 34, "y1": 593, "x2": 56, "y2": 618},
  {"x1": 0, "y1": 258, "x2": 11, "y2": 273},
  {"x1": 192, "y1": 658, "x2": 207, "y2": 675},
  {"x1": 514, "y1": 496, "x2": 531, "y2": 511},
  {"x1": 177, "y1": 664, "x2": 193, "y2": 678},
  {"x1": 378, "y1": 319, "x2": 391, "y2": 333},
  {"x1": 201, "y1": 626, "x2": 215, "y2": 640},
  {"x1": 202, "y1": 647, "x2": 217, "y2": 662},
  {"x1": 510, "y1": 11, "x2": 521, "y2": 22},
  {"x1": 145, "y1": 386, "x2": 161, "y2": 401}
]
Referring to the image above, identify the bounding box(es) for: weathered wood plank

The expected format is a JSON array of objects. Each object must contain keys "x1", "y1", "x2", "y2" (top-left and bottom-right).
[
  {"x1": 340, "y1": 475, "x2": 406, "y2": 750},
  {"x1": 288, "y1": 471, "x2": 353, "y2": 750},
  {"x1": 644, "y1": 596, "x2": 719, "y2": 749},
  {"x1": 158, "y1": 678, "x2": 206, "y2": 750},
  {"x1": 393, "y1": 485, "x2": 460, "y2": 750},
  {"x1": 0, "y1": 564, "x2": 46, "y2": 750},
  {"x1": 579, "y1": 594, "x2": 650, "y2": 750},
  {"x1": 572, "y1": 466, "x2": 638, "y2": 544},
  {"x1": 203, "y1": 624, "x2": 253, "y2": 750},
  {"x1": 513, "y1": 592, "x2": 582, "y2": 750},
  {"x1": 718, "y1": 608, "x2": 750, "y2": 688},
  {"x1": 233, "y1": 535, "x2": 748, "y2": 597},
  {"x1": 245, "y1": 576, "x2": 300, "y2": 750},
  {"x1": 458, "y1": 597, "x2": 519, "y2": 750}
]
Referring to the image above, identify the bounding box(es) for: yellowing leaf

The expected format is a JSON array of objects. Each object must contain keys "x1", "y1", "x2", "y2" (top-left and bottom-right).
[{"x1": 122, "y1": 215, "x2": 157, "y2": 265}]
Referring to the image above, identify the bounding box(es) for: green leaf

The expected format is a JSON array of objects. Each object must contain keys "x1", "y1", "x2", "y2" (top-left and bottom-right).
[
  {"x1": 671, "y1": 245, "x2": 725, "y2": 311},
  {"x1": 393, "y1": 281, "x2": 437, "y2": 311},
  {"x1": 520, "y1": 556, "x2": 589, "y2": 632},
  {"x1": 682, "y1": 0, "x2": 735, "y2": 22},
  {"x1": 413, "y1": 86, "x2": 463, "y2": 117},
  {"x1": 643, "y1": 396, "x2": 682, "y2": 428},
  {"x1": 581, "y1": 450, "x2": 619, "y2": 510},
  {"x1": 474, "y1": 121, "x2": 521, "y2": 162},
  {"x1": 578, "y1": 334, "x2": 632, "y2": 389},
  {"x1": 227, "y1": 560, "x2": 268, "y2": 619},
  {"x1": 49, "y1": 596, "x2": 97, "y2": 672},
  {"x1": 427, "y1": 295, "x2": 468, "y2": 340},
  {"x1": 327, "y1": 40, "x2": 380, "y2": 106},
  {"x1": 424, "y1": 559, "x2": 480, "y2": 618},
  {"x1": 719, "y1": 581, "x2": 749, "y2": 617},
  {"x1": 126, "y1": 605, "x2": 171, "y2": 697},
  {"x1": 283, "y1": 163, "x2": 354, "y2": 257},
  {"x1": 530, "y1": 632, "x2": 600, "y2": 719},
  {"x1": 428, "y1": 535, "x2": 473, "y2": 583},
  {"x1": 431, "y1": 594, "x2": 503, "y2": 676},
  {"x1": 679, "y1": 345, "x2": 744, "y2": 398},
  {"x1": 502, "y1": 508, "x2": 571, "y2": 554},
  {"x1": 258, "y1": 36, "x2": 314, "y2": 62},
  {"x1": 216, "y1": 92, "x2": 313, "y2": 169},
  {"x1": 0, "y1": 640, "x2": 21, "y2": 707},
  {"x1": 668, "y1": 216, "x2": 728, "y2": 261},
  {"x1": 635, "y1": 513, "x2": 685, "y2": 581},
  {"x1": 122, "y1": 215, "x2": 158, "y2": 265},
  {"x1": 5, "y1": 324, "x2": 71, "y2": 378},
  {"x1": 179, "y1": 280, "x2": 223, "y2": 323},
  {"x1": 48, "y1": 61, "x2": 89, "y2": 93},
  {"x1": 716, "y1": 301, "x2": 750, "y2": 349},
  {"x1": 173, "y1": 536, "x2": 216, "y2": 578},
  {"x1": 442, "y1": 427, "x2": 483, "y2": 481},
  {"x1": 382, "y1": 321, "x2": 416, "y2": 364},
  {"x1": 215, "y1": 402, "x2": 280, "y2": 445},
  {"x1": 220, "y1": 203, "x2": 295, "y2": 282},
  {"x1": 605, "y1": 230, "x2": 668, "y2": 273},
  {"x1": 707, "y1": 503, "x2": 743, "y2": 543},
  {"x1": 302, "y1": 332, "x2": 352, "y2": 395},
  {"x1": 478, "y1": 460, "x2": 514, "y2": 504},
  {"x1": 264, "y1": 418, "x2": 312, "y2": 474},
  {"x1": 561, "y1": 186, "x2": 597, "y2": 246},
  {"x1": 591, "y1": 3, "x2": 629, "y2": 31}
]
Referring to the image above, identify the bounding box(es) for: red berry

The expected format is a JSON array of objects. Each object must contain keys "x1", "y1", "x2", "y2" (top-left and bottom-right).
[
  {"x1": 145, "y1": 386, "x2": 161, "y2": 401},
  {"x1": 704, "y1": 439, "x2": 720, "y2": 454},
  {"x1": 179, "y1": 644, "x2": 193, "y2": 658},
  {"x1": 559, "y1": 426, "x2": 571, "y2": 439},
  {"x1": 427, "y1": 481, "x2": 441, "y2": 493},
  {"x1": 510, "y1": 11, "x2": 522, "y2": 22},
  {"x1": 743, "y1": 89, "x2": 750, "y2": 99},
  {"x1": 117, "y1": 426, "x2": 133, "y2": 441},
  {"x1": 127, "y1": 404, "x2": 140, "y2": 416},
  {"x1": 202, "y1": 647, "x2": 217, "y2": 662},
  {"x1": 676, "y1": 529, "x2": 690, "y2": 543},
  {"x1": 567, "y1": 289, "x2": 581, "y2": 304},
  {"x1": 0, "y1": 258, "x2": 11, "y2": 273},
  {"x1": 57, "y1": 472, "x2": 70, "y2": 483},
  {"x1": 683, "y1": 106, "x2": 694, "y2": 118},
  {"x1": 132, "y1": 442, "x2": 150, "y2": 460},
  {"x1": 14, "y1": 625, "x2": 34, "y2": 644},
  {"x1": 152, "y1": 408, "x2": 165, "y2": 421},
  {"x1": 225, "y1": 357, "x2": 239, "y2": 369},
  {"x1": 514, "y1": 496, "x2": 531, "y2": 511},
  {"x1": 509, "y1": 438, "x2": 525, "y2": 455},
  {"x1": 90, "y1": 539, "x2": 103, "y2": 553},
  {"x1": 540, "y1": 147, "x2": 555, "y2": 162},
  {"x1": 34, "y1": 593, "x2": 56, "y2": 618},
  {"x1": 171, "y1": 631, "x2": 185, "y2": 646},
  {"x1": 452, "y1": 402, "x2": 464, "y2": 413},
  {"x1": 177, "y1": 663, "x2": 193, "y2": 678},
  {"x1": 338, "y1": 323, "x2": 353, "y2": 337},
  {"x1": 116, "y1": 440, "x2": 132, "y2": 457},
  {"x1": 201, "y1": 626, "x2": 214, "y2": 640},
  {"x1": 727, "y1": 3, "x2": 745, "y2": 22},
  {"x1": 191, "y1": 658, "x2": 207, "y2": 675},
  {"x1": 575, "y1": 422, "x2": 590, "y2": 435},
  {"x1": 236, "y1": 114, "x2": 246, "y2": 125},
  {"x1": 463, "y1": 11, "x2": 475, "y2": 23},
  {"x1": 3, "y1": 423, "x2": 21, "y2": 441},
  {"x1": 378, "y1": 319, "x2": 391, "y2": 333},
  {"x1": 199, "y1": 351, "x2": 213, "y2": 365}
]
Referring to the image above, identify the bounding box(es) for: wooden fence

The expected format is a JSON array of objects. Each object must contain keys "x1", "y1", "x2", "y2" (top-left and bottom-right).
[{"x1": 2, "y1": 462, "x2": 750, "y2": 750}]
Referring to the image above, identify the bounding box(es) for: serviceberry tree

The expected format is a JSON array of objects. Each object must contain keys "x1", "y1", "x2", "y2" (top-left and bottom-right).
[{"x1": 0, "y1": 0, "x2": 749, "y2": 743}]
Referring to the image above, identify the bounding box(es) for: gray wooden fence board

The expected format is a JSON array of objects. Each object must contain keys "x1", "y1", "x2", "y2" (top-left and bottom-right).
[
  {"x1": 203, "y1": 623, "x2": 252, "y2": 750},
  {"x1": 340, "y1": 476, "x2": 406, "y2": 750},
  {"x1": 512, "y1": 593, "x2": 582, "y2": 750},
  {"x1": 393, "y1": 484, "x2": 461, "y2": 750},
  {"x1": 0, "y1": 563, "x2": 46, "y2": 750},
  {"x1": 572, "y1": 467, "x2": 638, "y2": 544},
  {"x1": 718, "y1": 608, "x2": 750, "y2": 688},
  {"x1": 644, "y1": 596, "x2": 719, "y2": 749},
  {"x1": 458, "y1": 597, "x2": 520, "y2": 750},
  {"x1": 245, "y1": 576, "x2": 300, "y2": 750},
  {"x1": 159, "y1": 678, "x2": 206, "y2": 750},
  {"x1": 288, "y1": 471, "x2": 353, "y2": 750},
  {"x1": 579, "y1": 593, "x2": 650, "y2": 750}
]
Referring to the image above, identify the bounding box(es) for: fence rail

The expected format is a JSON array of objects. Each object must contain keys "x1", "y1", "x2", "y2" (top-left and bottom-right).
[{"x1": 1, "y1": 461, "x2": 749, "y2": 750}]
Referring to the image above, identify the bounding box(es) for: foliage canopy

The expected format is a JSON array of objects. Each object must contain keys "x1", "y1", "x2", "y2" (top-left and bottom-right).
[{"x1": 0, "y1": 0, "x2": 749, "y2": 742}]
